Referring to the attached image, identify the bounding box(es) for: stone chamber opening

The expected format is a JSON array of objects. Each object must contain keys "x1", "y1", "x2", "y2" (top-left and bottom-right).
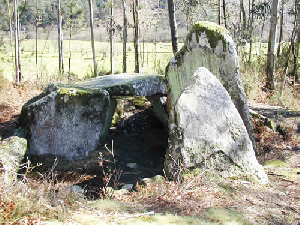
[
  {"x1": 74, "y1": 96, "x2": 168, "y2": 198},
  {"x1": 103, "y1": 96, "x2": 169, "y2": 186}
]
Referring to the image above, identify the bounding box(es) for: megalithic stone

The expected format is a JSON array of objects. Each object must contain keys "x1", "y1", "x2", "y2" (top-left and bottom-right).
[
  {"x1": 166, "y1": 21, "x2": 255, "y2": 151},
  {"x1": 165, "y1": 67, "x2": 268, "y2": 183},
  {"x1": 165, "y1": 22, "x2": 267, "y2": 183}
]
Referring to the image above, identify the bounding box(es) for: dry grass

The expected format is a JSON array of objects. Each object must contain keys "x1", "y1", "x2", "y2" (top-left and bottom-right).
[
  {"x1": 0, "y1": 172, "x2": 87, "y2": 224},
  {"x1": 240, "y1": 57, "x2": 300, "y2": 110},
  {"x1": 0, "y1": 80, "x2": 41, "y2": 140},
  {"x1": 0, "y1": 48, "x2": 299, "y2": 224},
  {"x1": 0, "y1": 119, "x2": 299, "y2": 224}
]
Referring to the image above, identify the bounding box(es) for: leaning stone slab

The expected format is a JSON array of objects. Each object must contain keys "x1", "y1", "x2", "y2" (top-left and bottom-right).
[
  {"x1": 165, "y1": 68, "x2": 268, "y2": 183},
  {"x1": 0, "y1": 129, "x2": 27, "y2": 184},
  {"x1": 166, "y1": 21, "x2": 255, "y2": 148}
]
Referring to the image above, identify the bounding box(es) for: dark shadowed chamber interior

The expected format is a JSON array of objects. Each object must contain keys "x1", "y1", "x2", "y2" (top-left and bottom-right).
[
  {"x1": 74, "y1": 97, "x2": 168, "y2": 198},
  {"x1": 104, "y1": 97, "x2": 168, "y2": 185}
]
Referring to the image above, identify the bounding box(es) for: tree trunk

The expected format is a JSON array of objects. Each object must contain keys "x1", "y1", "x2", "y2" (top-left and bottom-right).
[
  {"x1": 276, "y1": 0, "x2": 284, "y2": 57},
  {"x1": 222, "y1": 0, "x2": 227, "y2": 29},
  {"x1": 89, "y1": 0, "x2": 97, "y2": 77},
  {"x1": 167, "y1": 0, "x2": 178, "y2": 54},
  {"x1": 266, "y1": 0, "x2": 279, "y2": 91},
  {"x1": 36, "y1": 0, "x2": 38, "y2": 67},
  {"x1": 7, "y1": 0, "x2": 13, "y2": 45},
  {"x1": 294, "y1": 0, "x2": 299, "y2": 82},
  {"x1": 57, "y1": 0, "x2": 64, "y2": 75},
  {"x1": 239, "y1": 0, "x2": 246, "y2": 39},
  {"x1": 14, "y1": 0, "x2": 21, "y2": 85},
  {"x1": 35, "y1": 0, "x2": 39, "y2": 80},
  {"x1": 17, "y1": 6, "x2": 21, "y2": 83},
  {"x1": 7, "y1": 0, "x2": 14, "y2": 73},
  {"x1": 259, "y1": 20, "x2": 266, "y2": 52},
  {"x1": 248, "y1": 0, "x2": 255, "y2": 62},
  {"x1": 68, "y1": 20, "x2": 72, "y2": 75},
  {"x1": 280, "y1": 40, "x2": 293, "y2": 97},
  {"x1": 218, "y1": 0, "x2": 221, "y2": 25},
  {"x1": 122, "y1": 0, "x2": 127, "y2": 73},
  {"x1": 133, "y1": 0, "x2": 139, "y2": 73},
  {"x1": 110, "y1": 0, "x2": 114, "y2": 75}
]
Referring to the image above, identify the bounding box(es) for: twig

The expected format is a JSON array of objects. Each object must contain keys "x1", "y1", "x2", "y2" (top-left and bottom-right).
[
  {"x1": 168, "y1": 154, "x2": 184, "y2": 184},
  {"x1": 267, "y1": 172, "x2": 298, "y2": 184},
  {"x1": 184, "y1": 170, "x2": 206, "y2": 190},
  {"x1": 118, "y1": 211, "x2": 156, "y2": 220},
  {"x1": 249, "y1": 109, "x2": 286, "y2": 135}
]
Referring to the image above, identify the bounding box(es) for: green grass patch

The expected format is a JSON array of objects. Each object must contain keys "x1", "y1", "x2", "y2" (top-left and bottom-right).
[
  {"x1": 278, "y1": 168, "x2": 300, "y2": 181},
  {"x1": 264, "y1": 159, "x2": 289, "y2": 168},
  {"x1": 88, "y1": 199, "x2": 126, "y2": 212},
  {"x1": 118, "y1": 214, "x2": 216, "y2": 225},
  {"x1": 204, "y1": 208, "x2": 252, "y2": 225}
]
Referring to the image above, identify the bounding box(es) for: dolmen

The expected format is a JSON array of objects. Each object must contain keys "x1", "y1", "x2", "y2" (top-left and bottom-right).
[{"x1": 17, "y1": 21, "x2": 267, "y2": 183}]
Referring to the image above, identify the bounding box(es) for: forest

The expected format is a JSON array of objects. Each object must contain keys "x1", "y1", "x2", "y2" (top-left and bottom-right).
[{"x1": 0, "y1": 0, "x2": 299, "y2": 224}]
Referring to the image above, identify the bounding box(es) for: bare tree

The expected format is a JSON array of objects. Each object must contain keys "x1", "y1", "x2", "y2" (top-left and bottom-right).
[
  {"x1": 239, "y1": 0, "x2": 246, "y2": 39},
  {"x1": 266, "y1": 0, "x2": 279, "y2": 90},
  {"x1": 57, "y1": 0, "x2": 64, "y2": 75},
  {"x1": 7, "y1": 0, "x2": 13, "y2": 45},
  {"x1": 218, "y1": 0, "x2": 221, "y2": 24},
  {"x1": 110, "y1": 0, "x2": 114, "y2": 74},
  {"x1": 122, "y1": 0, "x2": 127, "y2": 73},
  {"x1": 168, "y1": 0, "x2": 178, "y2": 54},
  {"x1": 248, "y1": 0, "x2": 255, "y2": 62},
  {"x1": 89, "y1": 0, "x2": 97, "y2": 77},
  {"x1": 222, "y1": 0, "x2": 227, "y2": 29},
  {"x1": 276, "y1": 0, "x2": 284, "y2": 57},
  {"x1": 133, "y1": 0, "x2": 139, "y2": 73},
  {"x1": 292, "y1": 0, "x2": 299, "y2": 82},
  {"x1": 35, "y1": 0, "x2": 38, "y2": 67},
  {"x1": 14, "y1": 0, "x2": 21, "y2": 85}
]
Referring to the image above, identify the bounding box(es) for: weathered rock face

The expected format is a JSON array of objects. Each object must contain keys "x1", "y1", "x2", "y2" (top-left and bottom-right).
[
  {"x1": 20, "y1": 84, "x2": 115, "y2": 160},
  {"x1": 67, "y1": 73, "x2": 167, "y2": 97},
  {"x1": 0, "y1": 129, "x2": 27, "y2": 184},
  {"x1": 148, "y1": 96, "x2": 168, "y2": 128},
  {"x1": 19, "y1": 74, "x2": 167, "y2": 162},
  {"x1": 166, "y1": 21, "x2": 255, "y2": 147},
  {"x1": 165, "y1": 68, "x2": 268, "y2": 183}
]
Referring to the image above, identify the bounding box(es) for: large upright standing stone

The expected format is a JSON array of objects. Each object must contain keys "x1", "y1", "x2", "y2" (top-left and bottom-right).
[
  {"x1": 165, "y1": 21, "x2": 267, "y2": 183},
  {"x1": 166, "y1": 21, "x2": 255, "y2": 147},
  {"x1": 165, "y1": 68, "x2": 268, "y2": 183}
]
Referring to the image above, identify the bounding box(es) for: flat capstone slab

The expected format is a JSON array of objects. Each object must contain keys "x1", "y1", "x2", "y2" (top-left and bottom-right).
[{"x1": 64, "y1": 73, "x2": 167, "y2": 97}]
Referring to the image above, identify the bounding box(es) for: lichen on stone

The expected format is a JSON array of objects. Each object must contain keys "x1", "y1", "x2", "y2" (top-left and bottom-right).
[{"x1": 188, "y1": 21, "x2": 229, "y2": 50}]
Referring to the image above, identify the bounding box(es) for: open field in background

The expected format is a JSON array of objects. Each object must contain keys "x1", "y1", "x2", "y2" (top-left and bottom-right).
[
  {"x1": 0, "y1": 39, "x2": 180, "y2": 83},
  {"x1": 0, "y1": 38, "x2": 273, "y2": 81},
  {"x1": 0, "y1": 39, "x2": 299, "y2": 109},
  {"x1": 0, "y1": 38, "x2": 291, "y2": 83}
]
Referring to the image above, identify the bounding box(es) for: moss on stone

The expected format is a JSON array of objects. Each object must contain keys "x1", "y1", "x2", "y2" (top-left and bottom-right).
[
  {"x1": 189, "y1": 21, "x2": 229, "y2": 50},
  {"x1": 166, "y1": 22, "x2": 228, "y2": 87},
  {"x1": 133, "y1": 97, "x2": 147, "y2": 108},
  {"x1": 58, "y1": 87, "x2": 92, "y2": 96}
]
